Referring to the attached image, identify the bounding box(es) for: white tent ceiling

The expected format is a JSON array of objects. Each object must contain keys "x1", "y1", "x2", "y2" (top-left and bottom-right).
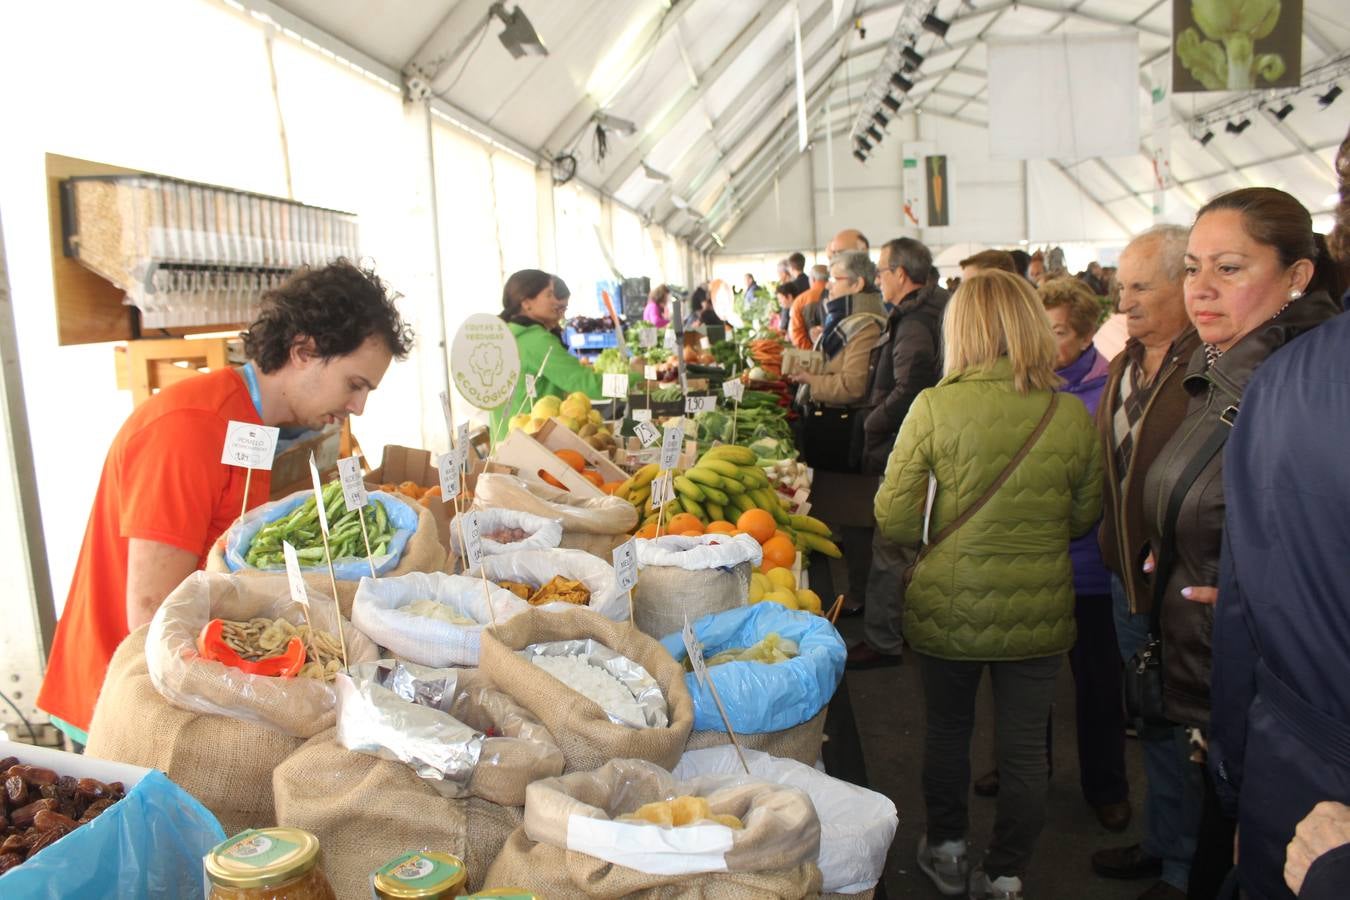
[{"x1": 241, "y1": 0, "x2": 1349, "y2": 252}]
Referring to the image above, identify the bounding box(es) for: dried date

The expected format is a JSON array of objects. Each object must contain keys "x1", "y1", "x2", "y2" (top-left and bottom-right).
[
  {"x1": 75, "y1": 777, "x2": 113, "y2": 800},
  {"x1": 0, "y1": 834, "x2": 24, "y2": 854},
  {"x1": 0, "y1": 758, "x2": 128, "y2": 871},
  {"x1": 33, "y1": 809, "x2": 78, "y2": 833},
  {"x1": 79, "y1": 798, "x2": 114, "y2": 822},
  {"x1": 26, "y1": 825, "x2": 68, "y2": 856},
  {"x1": 10, "y1": 798, "x2": 55, "y2": 829},
  {"x1": 5, "y1": 765, "x2": 57, "y2": 786},
  {"x1": 4, "y1": 775, "x2": 27, "y2": 807},
  {"x1": 0, "y1": 851, "x2": 23, "y2": 874}
]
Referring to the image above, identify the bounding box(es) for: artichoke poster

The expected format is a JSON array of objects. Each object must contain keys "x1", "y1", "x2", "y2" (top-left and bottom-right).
[{"x1": 1173, "y1": 0, "x2": 1302, "y2": 92}]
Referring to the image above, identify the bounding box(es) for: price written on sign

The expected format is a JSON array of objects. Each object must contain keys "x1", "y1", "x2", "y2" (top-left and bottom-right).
[
  {"x1": 639, "y1": 326, "x2": 657, "y2": 348},
  {"x1": 282, "y1": 540, "x2": 310, "y2": 609},
  {"x1": 650, "y1": 472, "x2": 674, "y2": 509},
  {"x1": 722, "y1": 380, "x2": 745, "y2": 403},
  {"x1": 634, "y1": 419, "x2": 660, "y2": 446},
  {"x1": 524, "y1": 373, "x2": 537, "y2": 400},
  {"x1": 685, "y1": 395, "x2": 717, "y2": 415},
  {"x1": 462, "y1": 510, "x2": 484, "y2": 568},
  {"x1": 682, "y1": 615, "x2": 710, "y2": 688},
  {"x1": 602, "y1": 373, "x2": 628, "y2": 399},
  {"x1": 456, "y1": 422, "x2": 470, "y2": 452},
  {"x1": 438, "y1": 448, "x2": 463, "y2": 502},
  {"x1": 660, "y1": 419, "x2": 685, "y2": 470},
  {"x1": 612, "y1": 538, "x2": 638, "y2": 593},
  {"x1": 336, "y1": 456, "x2": 367, "y2": 512},
  {"x1": 220, "y1": 421, "x2": 280, "y2": 469}
]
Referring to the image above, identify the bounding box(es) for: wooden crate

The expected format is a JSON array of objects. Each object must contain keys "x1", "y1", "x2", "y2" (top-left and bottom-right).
[
  {"x1": 492, "y1": 429, "x2": 606, "y2": 498},
  {"x1": 530, "y1": 419, "x2": 627, "y2": 483},
  {"x1": 113, "y1": 337, "x2": 235, "y2": 406}
]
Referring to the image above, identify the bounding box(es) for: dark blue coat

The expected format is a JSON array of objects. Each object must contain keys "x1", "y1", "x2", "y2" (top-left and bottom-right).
[{"x1": 1209, "y1": 307, "x2": 1350, "y2": 900}]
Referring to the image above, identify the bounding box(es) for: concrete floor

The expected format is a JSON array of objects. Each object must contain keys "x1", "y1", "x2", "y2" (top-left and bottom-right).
[{"x1": 824, "y1": 611, "x2": 1155, "y2": 900}]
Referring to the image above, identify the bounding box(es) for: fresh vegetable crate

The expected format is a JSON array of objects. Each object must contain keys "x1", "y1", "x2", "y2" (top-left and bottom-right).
[
  {"x1": 531, "y1": 419, "x2": 628, "y2": 483},
  {"x1": 492, "y1": 429, "x2": 607, "y2": 498},
  {"x1": 363, "y1": 445, "x2": 453, "y2": 549}
]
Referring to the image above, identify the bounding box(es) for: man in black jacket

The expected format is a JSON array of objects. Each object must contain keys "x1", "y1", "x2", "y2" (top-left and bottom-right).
[{"x1": 846, "y1": 236, "x2": 948, "y2": 669}]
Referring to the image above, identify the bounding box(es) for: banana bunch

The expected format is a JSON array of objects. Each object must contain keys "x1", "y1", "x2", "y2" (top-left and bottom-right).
[{"x1": 613, "y1": 445, "x2": 841, "y2": 558}]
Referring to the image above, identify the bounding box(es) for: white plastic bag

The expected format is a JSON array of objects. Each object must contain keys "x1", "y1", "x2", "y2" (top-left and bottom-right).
[
  {"x1": 449, "y1": 508, "x2": 562, "y2": 558},
  {"x1": 635, "y1": 533, "x2": 763, "y2": 570},
  {"x1": 467, "y1": 549, "x2": 628, "y2": 622},
  {"x1": 674, "y1": 746, "x2": 897, "y2": 894},
  {"x1": 473, "y1": 473, "x2": 637, "y2": 535},
  {"x1": 351, "y1": 572, "x2": 530, "y2": 667}
]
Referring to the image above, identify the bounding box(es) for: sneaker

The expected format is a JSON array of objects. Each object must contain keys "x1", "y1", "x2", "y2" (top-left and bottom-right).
[
  {"x1": 917, "y1": 835, "x2": 969, "y2": 897},
  {"x1": 968, "y1": 868, "x2": 1024, "y2": 899}
]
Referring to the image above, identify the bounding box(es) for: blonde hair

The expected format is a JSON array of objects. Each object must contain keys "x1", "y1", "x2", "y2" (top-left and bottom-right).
[{"x1": 943, "y1": 269, "x2": 1061, "y2": 393}]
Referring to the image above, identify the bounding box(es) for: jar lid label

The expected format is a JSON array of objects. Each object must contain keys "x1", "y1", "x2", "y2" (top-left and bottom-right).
[
  {"x1": 220, "y1": 829, "x2": 302, "y2": 869},
  {"x1": 379, "y1": 851, "x2": 463, "y2": 889}
]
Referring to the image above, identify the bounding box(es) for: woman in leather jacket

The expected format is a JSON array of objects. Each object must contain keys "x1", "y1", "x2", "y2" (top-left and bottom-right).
[{"x1": 1141, "y1": 187, "x2": 1341, "y2": 899}]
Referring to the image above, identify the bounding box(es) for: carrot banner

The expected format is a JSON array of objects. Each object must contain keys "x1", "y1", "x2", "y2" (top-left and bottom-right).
[{"x1": 926, "y1": 155, "x2": 949, "y2": 227}]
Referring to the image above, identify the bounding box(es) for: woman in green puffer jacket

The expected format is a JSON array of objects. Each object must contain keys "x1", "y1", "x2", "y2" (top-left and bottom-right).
[{"x1": 874, "y1": 269, "x2": 1103, "y2": 900}]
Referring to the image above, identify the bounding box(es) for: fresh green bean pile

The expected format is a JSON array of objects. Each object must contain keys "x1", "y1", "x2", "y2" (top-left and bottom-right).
[{"x1": 245, "y1": 480, "x2": 395, "y2": 568}]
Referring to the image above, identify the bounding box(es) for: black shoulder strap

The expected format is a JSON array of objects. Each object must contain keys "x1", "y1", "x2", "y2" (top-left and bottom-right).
[{"x1": 1149, "y1": 402, "x2": 1239, "y2": 636}]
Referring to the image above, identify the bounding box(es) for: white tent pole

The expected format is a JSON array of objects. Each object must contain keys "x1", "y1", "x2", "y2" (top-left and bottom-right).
[{"x1": 420, "y1": 101, "x2": 453, "y2": 417}]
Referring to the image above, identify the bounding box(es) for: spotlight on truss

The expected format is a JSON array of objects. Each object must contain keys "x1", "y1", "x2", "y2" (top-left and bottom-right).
[
  {"x1": 873, "y1": 110, "x2": 890, "y2": 127},
  {"x1": 1319, "y1": 85, "x2": 1342, "y2": 108},
  {"x1": 1225, "y1": 118, "x2": 1251, "y2": 135},
  {"x1": 865, "y1": 125, "x2": 883, "y2": 142},
  {"x1": 853, "y1": 149, "x2": 868, "y2": 163},
  {"x1": 902, "y1": 46, "x2": 924, "y2": 70},
  {"x1": 1198, "y1": 130, "x2": 1215, "y2": 146},
  {"x1": 1272, "y1": 102, "x2": 1294, "y2": 121},
  {"x1": 881, "y1": 93, "x2": 902, "y2": 112},
  {"x1": 922, "y1": 14, "x2": 950, "y2": 38},
  {"x1": 890, "y1": 72, "x2": 914, "y2": 93}
]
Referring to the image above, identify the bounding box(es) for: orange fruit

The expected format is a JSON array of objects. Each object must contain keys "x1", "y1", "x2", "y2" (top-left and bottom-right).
[
  {"x1": 762, "y1": 535, "x2": 797, "y2": 570},
  {"x1": 667, "y1": 513, "x2": 705, "y2": 535},
  {"x1": 635, "y1": 523, "x2": 659, "y2": 539},
  {"x1": 736, "y1": 508, "x2": 776, "y2": 545},
  {"x1": 580, "y1": 470, "x2": 604, "y2": 487},
  {"x1": 705, "y1": 520, "x2": 737, "y2": 535},
  {"x1": 538, "y1": 469, "x2": 569, "y2": 490},
  {"x1": 773, "y1": 529, "x2": 794, "y2": 545},
  {"x1": 676, "y1": 528, "x2": 704, "y2": 536},
  {"x1": 554, "y1": 449, "x2": 587, "y2": 472},
  {"x1": 601, "y1": 481, "x2": 624, "y2": 495}
]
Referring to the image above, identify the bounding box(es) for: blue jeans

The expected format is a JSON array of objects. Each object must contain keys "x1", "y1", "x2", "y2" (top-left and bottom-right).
[{"x1": 1112, "y1": 575, "x2": 1204, "y2": 893}]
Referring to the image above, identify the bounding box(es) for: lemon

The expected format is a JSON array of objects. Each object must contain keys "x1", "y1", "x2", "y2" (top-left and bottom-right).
[
  {"x1": 587, "y1": 409, "x2": 603, "y2": 426},
  {"x1": 748, "y1": 581, "x2": 765, "y2": 603},
  {"x1": 567, "y1": 391, "x2": 593, "y2": 412},
  {"x1": 763, "y1": 589, "x2": 799, "y2": 610},
  {"x1": 531, "y1": 396, "x2": 562, "y2": 419},
  {"x1": 508, "y1": 413, "x2": 531, "y2": 432},
  {"x1": 794, "y1": 588, "x2": 822, "y2": 614},
  {"x1": 750, "y1": 572, "x2": 772, "y2": 595},
  {"x1": 765, "y1": 567, "x2": 797, "y2": 592}
]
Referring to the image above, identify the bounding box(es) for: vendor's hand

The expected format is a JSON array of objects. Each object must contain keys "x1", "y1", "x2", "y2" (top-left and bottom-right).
[
  {"x1": 1286, "y1": 802, "x2": 1350, "y2": 894},
  {"x1": 785, "y1": 372, "x2": 811, "y2": 385}
]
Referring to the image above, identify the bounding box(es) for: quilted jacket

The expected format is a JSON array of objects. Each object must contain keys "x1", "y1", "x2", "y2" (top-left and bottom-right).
[{"x1": 874, "y1": 358, "x2": 1104, "y2": 660}]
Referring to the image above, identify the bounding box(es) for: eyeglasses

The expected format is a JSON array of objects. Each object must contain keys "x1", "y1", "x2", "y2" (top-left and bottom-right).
[{"x1": 877, "y1": 265, "x2": 901, "y2": 274}]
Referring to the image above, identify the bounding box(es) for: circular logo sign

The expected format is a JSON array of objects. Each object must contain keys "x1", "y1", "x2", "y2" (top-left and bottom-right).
[{"x1": 450, "y1": 313, "x2": 521, "y2": 410}]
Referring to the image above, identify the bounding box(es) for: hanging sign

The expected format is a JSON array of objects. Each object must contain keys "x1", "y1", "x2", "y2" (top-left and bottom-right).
[{"x1": 450, "y1": 314, "x2": 521, "y2": 410}]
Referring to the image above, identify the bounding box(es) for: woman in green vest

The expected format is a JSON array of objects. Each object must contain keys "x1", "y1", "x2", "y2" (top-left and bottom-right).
[
  {"x1": 874, "y1": 269, "x2": 1103, "y2": 900},
  {"x1": 490, "y1": 269, "x2": 608, "y2": 442}
]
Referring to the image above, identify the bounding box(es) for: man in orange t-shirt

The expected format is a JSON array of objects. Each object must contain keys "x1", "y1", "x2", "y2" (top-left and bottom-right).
[
  {"x1": 789, "y1": 265, "x2": 829, "y2": 349},
  {"x1": 37, "y1": 260, "x2": 413, "y2": 745}
]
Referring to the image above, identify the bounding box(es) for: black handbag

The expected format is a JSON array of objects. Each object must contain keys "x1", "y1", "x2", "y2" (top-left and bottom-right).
[
  {"x1": 1124, "y1": 406, "x2": 1237, "y2": 729},
  {"x1": 800, "y1": 404, "x2": 865, "y2": 474}
]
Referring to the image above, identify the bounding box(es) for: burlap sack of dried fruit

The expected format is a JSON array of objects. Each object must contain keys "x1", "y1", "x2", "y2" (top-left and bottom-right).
[
  {"x1": 206, "y1": 492, "x2": 446, "y2": 616},
  {"x1": 483, "y1": 758, "x2": 823, "y2": 898},
  {"x1": 685, "y1": 707, "x2": 829, "y2": 767},
  {"x1": 632, "y1": 534, "x2": 760, "y2": 639},
  {"x1": 467, "y1": 548, "x2": 627, "y2": 621},
  {"x1": 473, "y1": 472, "x2": 636, "y2": 559},
  {"x1": 273, "y1": 728, "x2": 520, "y2": 899},
  {"x1": 335, "y1": 662, "x2": 563, "y2": 807},
  {"x1": 85, "y1": 572, "x2": 378, "y2": 836},
  {"x1": 478, "y1": 607, "x2": 693, "y2": 773}
]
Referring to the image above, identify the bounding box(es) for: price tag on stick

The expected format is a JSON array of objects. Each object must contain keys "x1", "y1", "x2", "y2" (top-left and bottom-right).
[
  {"x1": 663, "y1": 329, "x2": 677, "y2": 354},
  {"x1": 602, "y1": 373, "x2": 628, "y2": 399},
  {"x1": 222, "y1": 421, "x2": 280, "y2": 519},
  {"x1": 685, "y1": 395, "x2": 717, "y2": 415},
  {"x1": 282, "y1": 540, "x2": 312, "y2": 631},
  {"x1": 613, "y1": 538, "x2": 638, "y2": 593},
  {"x1": 634, "y1": 419, "x2": 660, "y2": 446},
  {"x1": 643, "y1": 365, "x2": 657, "y2": 381},
  {"x1": 308, "y1": 452, "x2": 349, "y2": 670},
  {"x1": 336, "y1": 456, "x2": 376, "y2": 579},
  {"x1": 640, "y1": 326, "x2": 657, "y2": 349},
  {"x1": 722, "y1": 381, "x2": 745, "y2": 403},
  {"x1": 462, "y1": 509, "x2": 484, "y2": 569},
  {"x1": 649, "y1": 471, "x2": 674, "y2": 510},
  {"x1": 438, "y1": 450, "x2": 463, "y2": 503},
  {"x1": 683, "y1": 613, "x2": 751, "y2": 774},
  {"x1": 524, "y1": 373, "x2": 537, "y2": 400},
  {"x1": 660, "y1": 419, "x2": 685, "y2": 470}
]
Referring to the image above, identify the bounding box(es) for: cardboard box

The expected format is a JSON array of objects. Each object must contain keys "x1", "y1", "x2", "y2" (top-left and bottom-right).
[
  {"x1": 492, "y1": 429, "x2": 606, "y2": 498},
  {"x1": 269, "y1": 424, "x2": 342, "y2": 499},
  {"x1": 780, "y1": 348, "x2": 824, "y2": 377},
  {"x1": 363, "y1": 445, "x2": 454, "y2": 549}
]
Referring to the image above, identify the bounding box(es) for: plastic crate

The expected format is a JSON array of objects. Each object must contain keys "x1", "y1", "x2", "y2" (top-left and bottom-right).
[{"x1": 564, "y1": 328, "x2": 619, "y2": 350}]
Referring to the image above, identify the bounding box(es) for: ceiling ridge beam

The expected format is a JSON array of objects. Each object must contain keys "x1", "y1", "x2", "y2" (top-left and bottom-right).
[{"x1": 1013, "y1": 1, "x2": 1169, "y2": 38}]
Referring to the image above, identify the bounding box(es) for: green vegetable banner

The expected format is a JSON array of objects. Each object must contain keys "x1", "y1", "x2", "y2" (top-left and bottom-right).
[{"x1": 1173, "y1": 0, "x2": 1302, "y2": 93}]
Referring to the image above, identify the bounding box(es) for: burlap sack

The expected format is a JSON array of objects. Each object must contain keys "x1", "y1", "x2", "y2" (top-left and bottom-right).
[
  {"x1": 479, "y1": 608, "x2": 693, "y2": 773},
  {"x1": 456, "y1": 669, "x2": 566, "y2": 806},
  {"x1": 274, "y1": 728, "x2": 519, "y2": 898},
  {"x1": 482, "y1": 758, "x2": 823, "y2": 898},
  {"x1": 484, "y1": 827, "x2": 823, "y2": 899},
  {"x1": 207, "y1": 502, "x2": 446, "y2": 616},
  {"x1": 632, "y1": 535, "x2": 760, "y2": 639},
  {"x1": 685, "y1": 708, "x2": 829, "y2": 767},
  {"x1": 86, "y1": 626, "x2": 296, "y2": 836}
]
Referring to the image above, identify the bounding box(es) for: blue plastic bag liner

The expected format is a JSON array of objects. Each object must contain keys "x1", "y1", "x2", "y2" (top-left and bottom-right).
[
  {"x1": 0, "y1": 742, "x2": 225, "y2": 899},
  {"x1": 659, "y1": 604, "x2": 846, "y2": 734},
  {"x1": 224, "y1": 489, "x2": 418, "y2": 580}
]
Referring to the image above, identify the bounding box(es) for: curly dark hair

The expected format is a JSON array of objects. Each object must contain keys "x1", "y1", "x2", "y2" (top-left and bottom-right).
[{"x1": 243, "y1": 259, "x2": 414, "y2": 373}]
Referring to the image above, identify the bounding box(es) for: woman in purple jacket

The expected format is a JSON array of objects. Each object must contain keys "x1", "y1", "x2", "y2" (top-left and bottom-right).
[{"x1": 1043, "y1": 277, "x2": 1131, "y2": 831}]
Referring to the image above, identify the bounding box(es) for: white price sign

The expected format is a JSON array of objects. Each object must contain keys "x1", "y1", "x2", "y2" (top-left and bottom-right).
[
  {"x1": 650, "y1": 471, "x2": 674, "y2": 509},
  {"x1": 634, "y1": 419, "x2": 660, "y2": 446},
  {"x1": 308, "y1": 452, "x2": 330, "y2": 537},
  {"x1": 682, "y1": 614, "x2": 709, "y2": 688},
  {"x1": 660, "y1": 419, "x2": 685, "y2": 470},
  {"x1": 612, "y1": 538, "x2": 638, "y2": 593},
  {"x1": 336, "y1": 456, "x2": 367, "y2": 512},
  {"x1": 631, "y1": 407, "x2": 653, "y2": 423},
  {"x1": 462, "y1": 510, "x2": 484, "y2": 568},
  {"x1": 685, "y1": 395, "x2": 717, "y2": 415},
  {"x1": 456, "y1": 422, "x2": 470, "y2": 452},
  {"x1": 438, "y1": 449, "x2": 463, "y2": 502},
  {"x1": 663, "y1": 329, "x2": 678, "y2": 353},
  {"x1": 643, "y1": 365, "x2": 658, "y2": 381},
  {"x1": 602, "y1": 373, "x2": 628, "y2": 399},
  {"x1": 282, "y1": 540, "x2": 310, "y2": 608},
  {"x1": 723, "y1": 380, "x2": 745, "y2": 403},
  {"x1": 221, "y1": 421, "x2": 280, "y2": 469},
  {"x1": 639, "y1": 326, "x2": 657, "y2": 348},
  {"x1": 524, "y1": 373, "x2": 537, "y2": 400}
]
